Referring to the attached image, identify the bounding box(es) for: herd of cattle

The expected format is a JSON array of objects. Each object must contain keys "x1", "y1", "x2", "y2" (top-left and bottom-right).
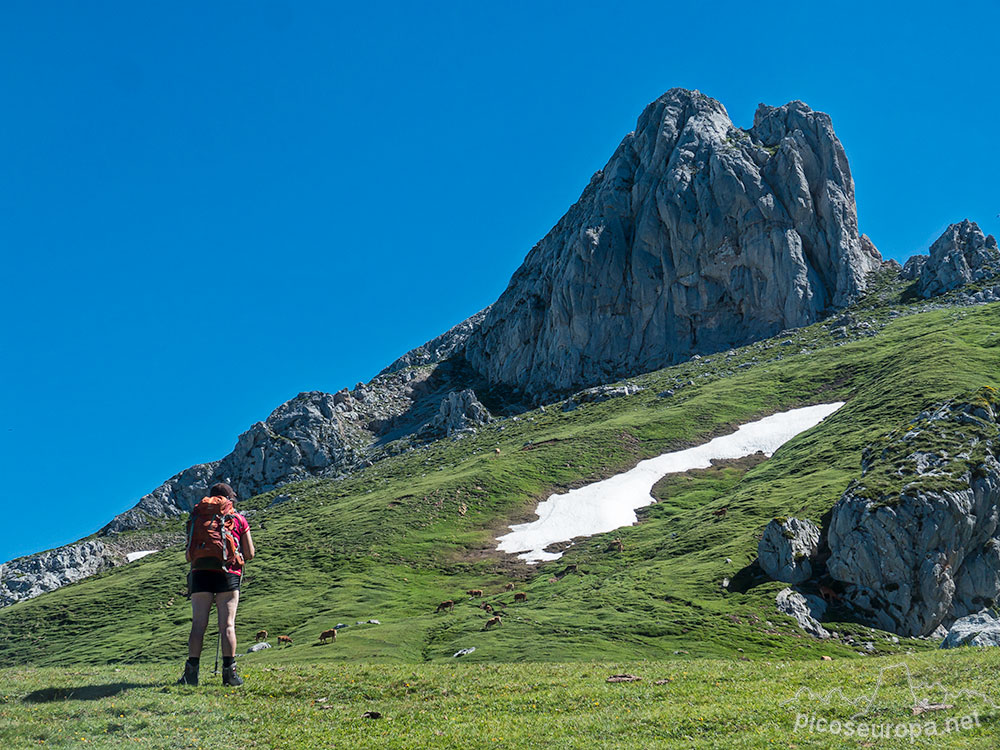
[
  {"x1": 252, "y1": 582, "x2": 527, "y2": 647},
  {"x1": 435, "y1": 582, "x2": 526, "y2": 630}
]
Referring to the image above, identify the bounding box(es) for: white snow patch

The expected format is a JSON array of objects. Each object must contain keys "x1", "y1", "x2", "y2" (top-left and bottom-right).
[
  {"x1": 126, "y1": 550, "x2": 158, "y2": 563},
  {"x1": 496, "y1": 402, "x2": 844, "y2": 563}
]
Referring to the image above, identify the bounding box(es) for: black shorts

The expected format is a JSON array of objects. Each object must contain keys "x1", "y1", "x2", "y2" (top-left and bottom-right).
[{"x1": 188, "y1": 569, "x2": 242, "y2": 595}]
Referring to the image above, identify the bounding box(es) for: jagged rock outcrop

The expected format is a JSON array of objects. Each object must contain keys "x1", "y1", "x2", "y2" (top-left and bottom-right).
[
  {"x1": 776, "y1": 587, "x2": 830, "y2": 639},
  {"x1": 0, "y1": 541, "x2": 118, "y2": 607},
  {"x1": 419, "y1": 389, "x2": 492, "y2": 438},
  {"x1": 940, "y1": 611, "x2": 1000, "y2": 648},
  {"x1": 380, "y1": 307, "x2": 491, "y2": 374},
  {"x1": 827, "y1": 389, "x2": 1000, "y2": 636},
  {"x1": 758, "y1": 517, "x2": 820, "y2": 584},
  {"x1": 462, "y1": 88, "x2": 881, "y2": 397},
  {"x1": 901, "y1": 220, "x2": 1000, "y2": 298}
]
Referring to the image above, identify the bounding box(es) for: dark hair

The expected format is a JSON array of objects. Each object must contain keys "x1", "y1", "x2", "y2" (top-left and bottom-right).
[{"x1": 209, "y1": 482, "x2": 237, "y2": 500}]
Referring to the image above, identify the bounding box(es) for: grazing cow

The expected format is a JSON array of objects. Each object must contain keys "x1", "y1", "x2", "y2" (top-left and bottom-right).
[
  {"x1": 513, "y1": 592, "x2": 527, "y2": 603},
  {"x1": 818, "y1": 585, "x2": 842, "y2": 604},
  {"x1": 481, "y1": 603, "x2": 494, "y2": 613},
  {"x1": 277, "y1": 635, "x2": 293, "y2": 646},
  {"x1": 494, "y1": 447, "x2": 501, "y2": 456},
  {"x1": 319, "y1": 629, "x2": 338, "y2": 643},
  {"x1": 504, "y1": 583, "x2": 515, "y2": 591},
  {"x1": 467, "y1": 589, "x2": 483, "y2": 598},
  {"x1": 436, "y1": 600, "x2": 455, "y2": 612},
  {"x1": 485, "y1": 616, "x2": 502, "y2": 630},
  {"x1": 255, "y1": 629, "x2": 268, "y2": 642},
  {"x1": 712, "y1": 507, "x2": 729, "y2": 518},
  {"x1": 609, "y1": 539, "x2": 624, "y2": 553}
]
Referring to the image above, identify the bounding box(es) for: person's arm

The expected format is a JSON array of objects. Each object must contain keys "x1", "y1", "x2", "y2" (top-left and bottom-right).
[{"x1": 242, "y1": 526, "x2": 256, "y2": 562}]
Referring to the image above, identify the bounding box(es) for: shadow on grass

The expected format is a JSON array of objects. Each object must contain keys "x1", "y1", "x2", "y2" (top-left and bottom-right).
[
  {"x1": 727, "y1": 560, "x2": 769, "y2": 594},
  {"x1": 22, "y1": 682, "x2": 159, "y2": 703}
]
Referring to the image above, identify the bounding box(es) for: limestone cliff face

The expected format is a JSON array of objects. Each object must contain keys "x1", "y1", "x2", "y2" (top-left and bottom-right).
[{"x1": 462, "y1": 89, "x2": 880, "y2": 397}]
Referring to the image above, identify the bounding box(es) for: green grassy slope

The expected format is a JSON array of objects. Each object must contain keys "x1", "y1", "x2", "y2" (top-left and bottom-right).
[
  {"x1": 2, "y1": 303, "x2": 999, "y2": 668},
  {"x1": 2, "y1": 651, "x2": 999, "y2": 749}
]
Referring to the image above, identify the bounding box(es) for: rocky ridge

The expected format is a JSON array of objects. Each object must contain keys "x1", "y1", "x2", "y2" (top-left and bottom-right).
[{"x1": 102, "y1": 364, "x2": 488, "y2": 534}]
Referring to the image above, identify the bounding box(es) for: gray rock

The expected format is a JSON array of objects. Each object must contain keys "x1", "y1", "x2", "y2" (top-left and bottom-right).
[
  {"x1": 247, "y1": 642, "x2": 271, "y2": 652},
  {"x1": 0, "y1": 540, "x2": 118, "y2": 607},
  {"x1": 940, "y1": 611, "x2": 1000, "y2": 648},
  {"x1": 900, "y1": 254, "x2": 927, "y2": 281},
  {"x1": 462, "y1": 89, "x2": 880, "y2": 396},
  {"x1": 563, "y1": 384, "x2": 643, "y2": 412},
  {"x1": 419, "y1": 389, "x2": 492, "y2": 437},
  {"x1": 828, "y1": 393, "x2": 1000, "y2": 636},
  {"x1": 907, "y1": 220, "x2": 1000, "y2": 298},
  {"x1": 758, "y1": 517, "x2": 821, "y2": 584},
  {"x1": 776, "y1": 587, "x2": 830, "y2": 638}
]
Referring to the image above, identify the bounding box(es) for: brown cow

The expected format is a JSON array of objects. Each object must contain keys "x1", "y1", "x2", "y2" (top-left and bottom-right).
[
  {"x1": 436, "y1": 600, "x2": 455, "y2": 612},
  {"x1": 609, "y1": 539, "x2": 624, "y2": 552},
  {"x1": 319, "y1": 629, "x2": 337, "y2": 643},
  {"x1": 277, "y1": 635, "x2": 293, "y2": 646},
  {"x1": 513, "y1": 592, "x2": 527, "y2": 603},
  {"x1": 503, "y1": 583, "x2": 515, "y2": 591},
  {"x1": 480, "y1": 603, "x2": 494, "y2": 613},
  {"x1": 467, "y1": 589, "x2": 483, "y2": 598},
  {"x1": 494, "y1": 447, "x2": 501, "y2": 456},
  {"x1": 255, "y1": 629, "x2": 268, "y2": 642},
  {"x1": 712, "y1": 507, "x2": 729, "y2": 518},
  {"x1": 484, "y1": 616, "x2": 502, "y2": 629}
]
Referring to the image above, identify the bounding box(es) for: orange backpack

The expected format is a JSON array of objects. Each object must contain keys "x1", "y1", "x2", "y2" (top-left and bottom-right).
[{"x1": 186, "y1": 496, "x2": 245, "y2": 569}]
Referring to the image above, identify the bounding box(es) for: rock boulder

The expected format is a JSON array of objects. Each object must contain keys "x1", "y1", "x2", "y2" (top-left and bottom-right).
[
  {"x1": 940, "y1": 611, "x2": 1000, "y2": 648},
  {"x1": 758, "y1": 517, "x2": 821, "y2": 584}
]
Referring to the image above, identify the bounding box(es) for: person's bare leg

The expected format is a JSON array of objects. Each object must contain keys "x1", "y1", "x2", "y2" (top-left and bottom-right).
[
  {"x1": 216, "y1": 590, "x2": 240, "y2": 656},
  {"x1": 188, "y1": 592, "x2": 214, "y2": 658}
]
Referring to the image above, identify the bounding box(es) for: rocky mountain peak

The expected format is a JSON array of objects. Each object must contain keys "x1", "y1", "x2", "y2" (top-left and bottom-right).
[{"x1": 461, "y1": 88, "x2": 880, "y2": 398}]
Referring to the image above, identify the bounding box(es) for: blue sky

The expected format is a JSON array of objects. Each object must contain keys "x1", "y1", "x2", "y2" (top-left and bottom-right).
[{"x1": 1, "y1": 1, "x2": 998, "y2": 562}]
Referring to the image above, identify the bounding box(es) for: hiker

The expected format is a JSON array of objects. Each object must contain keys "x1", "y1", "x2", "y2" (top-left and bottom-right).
[{"x1": 178, "y1": 482, "x2": 255, "y2": 687}]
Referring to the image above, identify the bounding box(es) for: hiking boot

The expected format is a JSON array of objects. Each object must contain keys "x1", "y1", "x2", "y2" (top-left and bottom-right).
[
  {"x1": 222, "y1": 664, "x2": 244, "y2": 687},
  {"x1": 177, "y1": 659, "x2": 199, "y2": 686}
]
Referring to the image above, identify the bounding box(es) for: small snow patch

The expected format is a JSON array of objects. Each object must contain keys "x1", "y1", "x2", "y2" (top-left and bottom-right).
[{"x1": 126, "y1": 550, "x2": 157, "y2": 563}]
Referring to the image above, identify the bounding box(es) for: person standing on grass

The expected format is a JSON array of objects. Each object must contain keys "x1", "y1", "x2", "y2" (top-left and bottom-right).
[{"x1": 178, "y1": 482, "x2": 255, "y2": 687}]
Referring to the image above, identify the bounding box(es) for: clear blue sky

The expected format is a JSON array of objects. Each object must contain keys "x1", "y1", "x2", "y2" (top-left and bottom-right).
[{"x1": 1, "y1": 1, "x2": 998, "y2": 562}]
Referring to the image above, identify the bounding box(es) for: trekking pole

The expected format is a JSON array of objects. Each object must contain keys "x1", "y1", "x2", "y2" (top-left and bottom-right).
[{"x1": 214, "y1": 629, "x2": 221, "y2": 675}]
